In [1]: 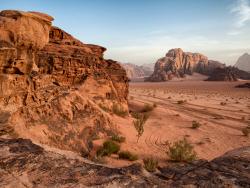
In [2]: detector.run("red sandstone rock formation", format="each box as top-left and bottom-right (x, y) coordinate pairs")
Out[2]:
(147, 48), (224, 82)
(0, 10), (129, 155)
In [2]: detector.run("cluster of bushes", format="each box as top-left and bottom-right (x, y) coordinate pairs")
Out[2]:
(165, 138), (197, 162)
(96, 136), (138, 162)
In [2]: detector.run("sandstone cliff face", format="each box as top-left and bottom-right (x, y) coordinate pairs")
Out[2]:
(147, 48), (224, 82)
(235, 53), (250, 72)
(0, 138), (249, 187)
(0, 10), (129, 155)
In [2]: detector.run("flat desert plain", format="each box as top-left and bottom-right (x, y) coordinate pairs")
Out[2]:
(111, 81), (250, 166)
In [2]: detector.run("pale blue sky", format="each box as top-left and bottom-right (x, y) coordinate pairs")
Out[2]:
(1, 0), (250, 65)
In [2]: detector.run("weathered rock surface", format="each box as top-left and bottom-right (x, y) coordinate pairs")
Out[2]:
(206, 66), (250, 81)
(121, 63), (153, 80)
(147, 48), (225, 82)
(235, 53), (250, 72)
(0, 10), (129, 155)
(0, 138), (249, 187)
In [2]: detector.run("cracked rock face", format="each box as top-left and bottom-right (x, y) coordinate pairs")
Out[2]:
(0, 138), (249, 187)
(0, 10), (129, 155)
(147, 48), (225, 82)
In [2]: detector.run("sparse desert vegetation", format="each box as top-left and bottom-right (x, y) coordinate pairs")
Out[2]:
(112, 103), (128, 117)
(191, 120), (201, 129)
(96, 140), (120, 157)
(166, 138), (197, 162)
(123, 81), (250, 164)
(111, 134), (126, 143)
(118, 151), (138, 161)
(133, 113), (149, 142)
(143, 157), (158, 172)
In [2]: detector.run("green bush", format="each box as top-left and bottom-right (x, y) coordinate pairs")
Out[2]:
(191, 121), (201, 129)
(118, 151), (138, 161)
(143, 157), (158, 172)
(111, 134), (126, 143)
(112, 103), (128, 117)
(167, 138), (197, 162)
(96, 140), (120, 157)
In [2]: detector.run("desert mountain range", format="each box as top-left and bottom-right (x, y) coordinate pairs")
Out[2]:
(121, 63), (154, 79)
(0, 10), (250, 187)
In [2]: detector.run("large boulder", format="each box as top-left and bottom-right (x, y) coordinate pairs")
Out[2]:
(147, 48), (224, 82)
(0, 10), (129, 155)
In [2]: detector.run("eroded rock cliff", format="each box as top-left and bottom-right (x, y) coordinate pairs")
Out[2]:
(0, 10), (129, 155)
(147, 48), (224, 82)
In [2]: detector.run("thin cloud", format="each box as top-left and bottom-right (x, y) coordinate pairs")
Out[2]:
(231, 0), (250, 28)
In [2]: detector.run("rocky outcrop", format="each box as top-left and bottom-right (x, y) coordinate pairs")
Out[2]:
(236, 83), (250, 89)
(0, 138), (249, 187)
(121, 63), (153, 79)
(0, 10), (129, 155)
(206, 66), (250, 81)
(235, 53), (250, 72)
(146, 48), (224, 82)
(206, 67), (238, 81)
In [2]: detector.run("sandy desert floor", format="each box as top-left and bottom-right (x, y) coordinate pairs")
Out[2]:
(108, 81), (250, 166)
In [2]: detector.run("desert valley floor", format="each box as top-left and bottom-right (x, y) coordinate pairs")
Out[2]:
(107, 81), (250, 166)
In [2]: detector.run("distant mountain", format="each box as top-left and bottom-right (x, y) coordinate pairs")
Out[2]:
(146, 48), (225, 82)
(234, 53), (250, 72)
(121, 63), (154, 79)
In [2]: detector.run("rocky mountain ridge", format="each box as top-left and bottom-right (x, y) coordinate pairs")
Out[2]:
(235, 53), (250, 72)
(121, 63), (154, 79)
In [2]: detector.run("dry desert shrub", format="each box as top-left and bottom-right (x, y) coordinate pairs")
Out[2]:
(165, 138), (197, 162)
(111, 134), (126, 143)
(96, 140), (120, 157)
(220, 102), (227, 106)
(191, 120), (201, 129)
(143, 157), (158, 172)
(141, 103), (154, 112)
(118, 151), (138, 161)
(177, 100), (186, 104)
(112, 103), (128, 117)
(133, 113), (149, 142)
